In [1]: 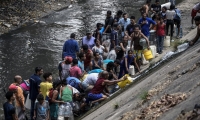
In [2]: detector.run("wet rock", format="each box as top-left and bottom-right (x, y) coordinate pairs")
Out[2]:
(2, 23), (11, 28)
(12, 21), (19, 26)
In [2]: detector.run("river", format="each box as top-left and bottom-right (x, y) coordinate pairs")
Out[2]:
(0, 0), (183, 119)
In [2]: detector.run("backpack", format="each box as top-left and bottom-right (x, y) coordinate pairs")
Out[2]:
(48, 88), (54, 104)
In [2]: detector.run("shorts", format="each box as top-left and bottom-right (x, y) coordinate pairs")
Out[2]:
(191, 9), (198, 17)
(174, 19), (181, 28)
(88, 93), (103, 101)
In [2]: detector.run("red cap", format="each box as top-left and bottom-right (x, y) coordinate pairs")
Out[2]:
(64, 56), (73, 63)
(9, 84), (18, 91)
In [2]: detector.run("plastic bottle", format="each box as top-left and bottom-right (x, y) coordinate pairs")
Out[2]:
(58, 104), (64, 116)
(177, 43), (189, 52)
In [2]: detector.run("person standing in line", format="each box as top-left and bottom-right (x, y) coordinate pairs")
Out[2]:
(3, 91), (18, 120)
(104, 10), (114, 34)
(58, 56), (73, 81)
(81, 44), (93, 72)
(70, 59), (86, 79)
(33, 94), (50, 120)
(40, 72), (53, 99)
(165, 5), (176, 40)
(191, 2), (200, 28)
(82, 30), (95, 50)
(189, 16), (200, 46)
(93, 23), (103, 43)
(173, 7), (182, 39)
(139, 0), (151, 16)
(110, 23), (119, 50)
(150, 0), (161, 20)
(156, 17), (166, 54)
(49, 81), (64, 120)
(29, 67), (43, 120)
(138, 12), (156, 39)
(125, 16), (140, 39)
(118, 13), (131, 38)
(62, 33), (79, 59)
(9, 76), (25, 120)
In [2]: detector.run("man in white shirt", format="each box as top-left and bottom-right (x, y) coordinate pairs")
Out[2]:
(166, 5), (176, 40)
(81, 73), (100, 92)
(191, 2), (200, 28)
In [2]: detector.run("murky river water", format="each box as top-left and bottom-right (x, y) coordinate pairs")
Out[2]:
(0, 0), (183, 118)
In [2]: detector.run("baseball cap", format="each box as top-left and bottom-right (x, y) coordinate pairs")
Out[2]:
(64, 56), (73, 63)
(9, 84), (18, 91)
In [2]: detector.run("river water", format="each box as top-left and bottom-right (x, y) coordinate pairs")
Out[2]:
(0, 0), (183, 118)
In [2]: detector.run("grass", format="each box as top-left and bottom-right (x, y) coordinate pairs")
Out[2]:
(140, 91), (149, 101)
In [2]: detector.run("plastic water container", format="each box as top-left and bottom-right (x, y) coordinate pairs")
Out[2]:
(177, 43), (189, 52)
(58, 104), (65, 116)
(149, 30), (156, 45)
(142, 54), (149, 65)
(161, 2), (171, 9)
(143, 49), (153, 60)
(150, 45), (156, 58)
(128, 65), (135, 75)
(164, 36), (170, 47)
(25, 94), (31, 110)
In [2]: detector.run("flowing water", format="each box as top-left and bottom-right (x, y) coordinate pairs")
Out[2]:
(0, 0), (183, 118)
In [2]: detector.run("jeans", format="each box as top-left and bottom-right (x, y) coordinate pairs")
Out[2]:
(156, 36), (164, 53)
(166, 20), (174, 38)
(30, 99), (36, 120)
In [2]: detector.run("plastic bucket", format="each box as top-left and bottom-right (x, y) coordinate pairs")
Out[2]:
(143, 49), (153, 60)
(117, 75), (132, 88)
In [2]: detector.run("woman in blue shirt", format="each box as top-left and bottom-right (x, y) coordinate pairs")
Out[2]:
(118, 50), (140, 78)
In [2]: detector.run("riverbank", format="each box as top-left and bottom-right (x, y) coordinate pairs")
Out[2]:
(80, 0), (200, 119)
(0, 0), (74, 35)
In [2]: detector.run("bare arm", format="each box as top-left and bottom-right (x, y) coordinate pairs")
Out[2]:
(104, 25), (110, 33)
(104, 76), (127, 85)
(52, 90), (63, 103)
(130, 33), (134, 49)
(141, 33), (150, 48)
(125, 57), (128, 70)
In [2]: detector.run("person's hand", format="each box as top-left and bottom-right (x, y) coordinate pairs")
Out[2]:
(123, 75), (128, 80)
(126, 67), (129, 73)
(189, 41), (194, 46)
(147, 46), (150, 50)
(105, 93), (110, 97)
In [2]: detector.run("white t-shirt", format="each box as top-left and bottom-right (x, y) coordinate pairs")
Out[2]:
(107, 50), (117, 61)
(92, 45), (105, 55)
(193, 2), (200, 10)
(166, 10), (176, 20)
(83, 73), (99, 85)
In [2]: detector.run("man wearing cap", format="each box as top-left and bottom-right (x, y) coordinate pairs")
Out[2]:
(9, 76), (25, 120)
(58, 56), (72, 80)
(29, 67), (43, 120)
(63, 33), (79, 59)
(82, 30), (95, 50)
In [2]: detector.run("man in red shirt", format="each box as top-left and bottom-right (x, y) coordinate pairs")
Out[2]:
(81, 44), (93, 72)
(88, 71), (127, 106)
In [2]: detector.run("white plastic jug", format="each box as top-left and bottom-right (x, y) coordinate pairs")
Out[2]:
(164, 36), (170, 47)
(128, 65), (135, 75)
(25, 94), (31, 110)
(142, 54), (149, 65)
(150, 45), (156, 58)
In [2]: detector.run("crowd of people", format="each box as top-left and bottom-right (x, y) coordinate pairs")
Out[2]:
(3, 0), (200, 120)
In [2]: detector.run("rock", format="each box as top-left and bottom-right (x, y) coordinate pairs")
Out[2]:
(34, 20), (39, 23)
(2, 23), (11, 28)
(12, 21), (19, 26)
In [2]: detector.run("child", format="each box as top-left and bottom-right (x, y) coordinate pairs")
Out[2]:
(90, 52), (104, 70)
(3, 91), (18, 120)
(33, 94), (50, 120)
(156, 17), (166, 54)
(40, 72), (53, 99)
(70, 59), (86, 79)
